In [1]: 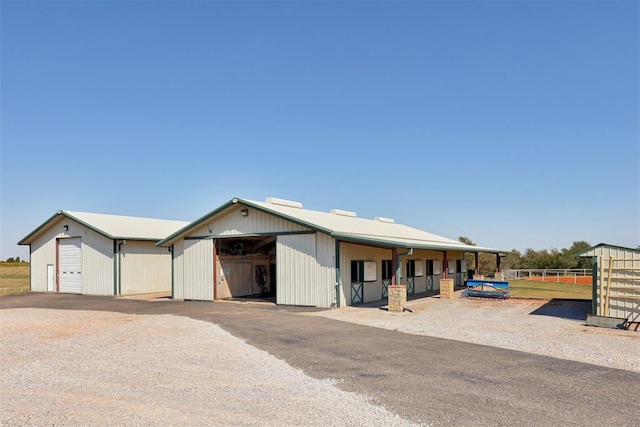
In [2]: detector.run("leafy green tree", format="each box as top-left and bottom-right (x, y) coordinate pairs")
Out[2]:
(502, 249), (523, 270)
(459, 238), (593, 273)
(458, 236), (476, 271)
(561, 241), (591, 269)
(458, 236), (499, 276)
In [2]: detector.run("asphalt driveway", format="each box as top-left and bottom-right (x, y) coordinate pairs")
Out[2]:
(2, 293), (638, 426)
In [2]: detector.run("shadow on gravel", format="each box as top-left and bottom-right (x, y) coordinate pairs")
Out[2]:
(529, 299), (591, 321)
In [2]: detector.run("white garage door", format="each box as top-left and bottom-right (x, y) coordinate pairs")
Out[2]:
(59, 238), (82, 293)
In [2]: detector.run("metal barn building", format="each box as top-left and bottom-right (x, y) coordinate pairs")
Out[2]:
(578, 243), (640, 322)
(157, 197), (503, 307)
(18, 211), (189, 296)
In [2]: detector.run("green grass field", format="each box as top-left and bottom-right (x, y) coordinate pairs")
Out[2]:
(508, 279), (591, 300)
(0, 263), (30, 295)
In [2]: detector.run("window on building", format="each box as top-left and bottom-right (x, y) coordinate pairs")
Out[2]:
(382, 260), (393, 281)
(406, 260), (416, 278)
(426, 260), (434, 276)
(351, 260), (377, 282)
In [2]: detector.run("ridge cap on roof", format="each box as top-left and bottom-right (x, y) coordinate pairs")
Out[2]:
(63, 209), (189, 223)
(249, 198), (400, 224)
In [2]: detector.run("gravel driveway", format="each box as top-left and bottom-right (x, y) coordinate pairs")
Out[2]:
(1, 308), (415, 426)
(2, 293), (639, 426)
(314, 296), (640, 373)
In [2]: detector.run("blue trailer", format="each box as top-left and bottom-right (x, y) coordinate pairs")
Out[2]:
(462, 279), (510, 299)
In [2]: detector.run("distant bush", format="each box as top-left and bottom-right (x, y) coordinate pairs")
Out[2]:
(2, 257), (28, 263)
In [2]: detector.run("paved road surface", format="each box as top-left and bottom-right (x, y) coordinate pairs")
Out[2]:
(2, 293), (638, 426)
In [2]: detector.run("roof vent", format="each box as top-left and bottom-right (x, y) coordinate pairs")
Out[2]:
(265, 197), (303, 209)
(375, 216), (395, 224)
(330, 209), (357, 218)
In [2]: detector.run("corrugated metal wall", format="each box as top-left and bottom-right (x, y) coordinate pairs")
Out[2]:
(276, 233), (335, 307)
(181, 239), (214, 301)
(191, 205), (310, 236)
(120, 241), (172, 295)
(30, 218), (113, 295)
(171, 240), (185, 299)
(174, 204), (312, 302)
(584, 246), (640, 321)
(315, 233), (336, 307)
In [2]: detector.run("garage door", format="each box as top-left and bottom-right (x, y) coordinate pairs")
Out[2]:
(59, 238), (82, 293)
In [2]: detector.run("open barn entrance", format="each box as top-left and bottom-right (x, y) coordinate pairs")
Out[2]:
(215, 236), (276, 302)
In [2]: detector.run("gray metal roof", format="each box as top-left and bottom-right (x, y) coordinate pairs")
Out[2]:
(576, 243), (640, 257)
(18, 210), (190, 245)
(158, 197), (505, 253)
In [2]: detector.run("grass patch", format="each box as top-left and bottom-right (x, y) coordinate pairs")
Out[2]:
(0, 263), (30, 294)
(508, 279), (591, 300)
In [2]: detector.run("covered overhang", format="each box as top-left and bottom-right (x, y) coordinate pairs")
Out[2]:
(331, 232), (507, 254)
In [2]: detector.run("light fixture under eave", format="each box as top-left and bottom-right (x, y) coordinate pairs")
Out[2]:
(63, 225), (69, 231)
(240, 208), (249, 217)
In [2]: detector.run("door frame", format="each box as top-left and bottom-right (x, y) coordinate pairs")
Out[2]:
(47, 264), (55, 292)
(56, 237), (82, 294)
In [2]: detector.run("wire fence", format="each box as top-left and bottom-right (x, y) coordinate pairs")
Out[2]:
(502, 269), (592, 284)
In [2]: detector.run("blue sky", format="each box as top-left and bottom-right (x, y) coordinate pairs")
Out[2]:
(1, 0), (638, 260)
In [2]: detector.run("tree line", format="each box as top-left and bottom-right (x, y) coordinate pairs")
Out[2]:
(2, 257), (28, 263)
(458, 237), (594, 276)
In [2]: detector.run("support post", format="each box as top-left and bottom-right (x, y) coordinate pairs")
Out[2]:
(599, 257), (605, 314)
(391, 247), (398, 285)
(474, 252), (479, 275)
(388, 285), (407, 312)
(604, 257), (613, 316)
(591, 256), (598, 315)
(335, 240), (341, 307)
(443, 251), (448, 279)
(213, 240), (217, 301)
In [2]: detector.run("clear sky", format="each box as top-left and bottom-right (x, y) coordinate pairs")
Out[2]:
(1, 0), (638, 260)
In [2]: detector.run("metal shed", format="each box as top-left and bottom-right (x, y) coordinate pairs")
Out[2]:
(18, 211), (189, 296)
(157, 197), (504, 307)
(578, 243), (640, 322)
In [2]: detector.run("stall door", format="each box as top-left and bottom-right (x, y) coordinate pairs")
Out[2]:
(221, 261), (254, 297)
(58, 238), (82, 293)
(238, 263), (253, 296)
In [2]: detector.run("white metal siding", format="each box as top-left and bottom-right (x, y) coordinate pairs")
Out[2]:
(588, 247), (640, 320)
(277, 233), (334, 307)
(29, 218), (114, 295)
(190, 205), (310, 237)
(120, 241), (172, 295)
(182, 239), (214, 301)
(315, 233), (336, 308)
(172, 240), (185, 299)
(59, 238), (82, 293)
